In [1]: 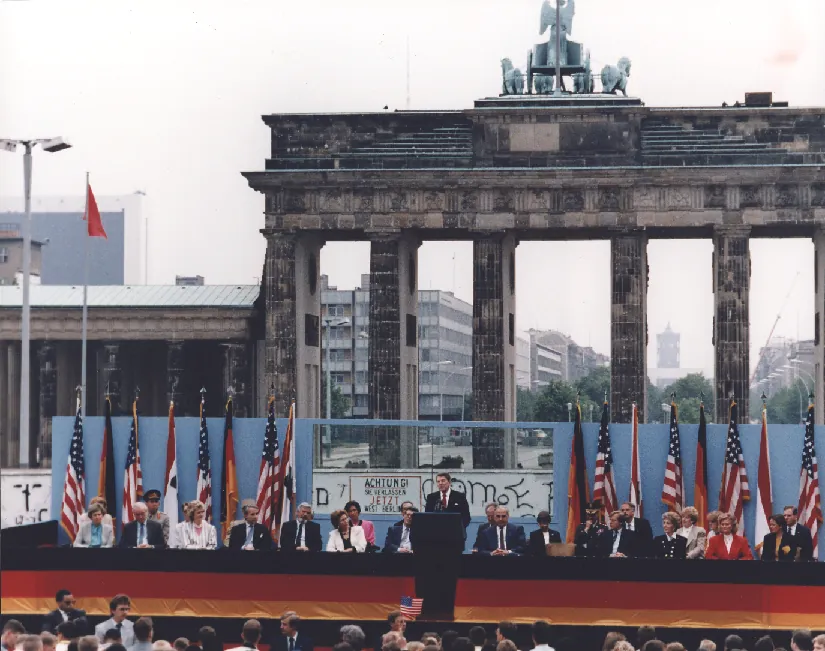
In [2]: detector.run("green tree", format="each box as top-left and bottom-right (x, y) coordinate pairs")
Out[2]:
(647, 380), (664, 423)
(517, 386), (537, 421)
(575, 366), (610, 405)
(765, 380), (808, 424)
(661, 374), (714, 424)
(321, 377), (351, 419)
(534, 380), (579, 422)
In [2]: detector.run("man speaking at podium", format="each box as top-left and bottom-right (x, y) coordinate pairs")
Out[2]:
(424, 473), (471, 530)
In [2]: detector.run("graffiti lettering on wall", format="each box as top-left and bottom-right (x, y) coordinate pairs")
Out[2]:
(313, 470), (553, 518)
(0, 470), (52, 528)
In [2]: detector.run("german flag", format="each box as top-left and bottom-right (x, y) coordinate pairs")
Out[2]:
(97, 397), (117, 527)
(694, 400), (709, 530)
(221, 397), (239, 540)
(566, 399), (589, 543)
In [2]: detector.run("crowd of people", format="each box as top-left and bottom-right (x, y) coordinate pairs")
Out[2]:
(1, 593), (823, 651)
(68, 472), (816, 560)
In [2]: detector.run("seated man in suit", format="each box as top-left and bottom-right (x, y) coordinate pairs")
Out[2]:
(118, 502), (166, 549)
(472, 503), (498, 553)
(280, 503), (322, 552)
(573, 501), (608, 557)
(477, 506), (527, 556)
(620, 501), (652, 556)
(784, 505), (814, 561)
(42, 590), (88, 634)
(383, 507), (417, 553)
(274, 614), (313, 651)
(597, 510), (636, 558)
(228, 502), (274, 551)
(528, 510), (561, 556)
(424, 473), (471, 531)
(652, 511), (687, 559)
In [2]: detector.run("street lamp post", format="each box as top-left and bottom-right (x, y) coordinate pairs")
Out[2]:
(1, 137), (71, 468)
(443, 365), (471, 422)
(436, 360), (453, 422)
(322, 317), (350, 456)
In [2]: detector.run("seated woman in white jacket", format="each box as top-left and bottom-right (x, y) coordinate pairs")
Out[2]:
(326, 508), (367, 552)
(175, 500), (217, 550)
(74, 503), (114, 548)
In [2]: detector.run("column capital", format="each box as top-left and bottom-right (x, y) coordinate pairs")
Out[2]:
(713, 225), (752, 237)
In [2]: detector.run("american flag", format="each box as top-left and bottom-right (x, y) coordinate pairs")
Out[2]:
(661, 401), (685, 512)
(60, 395), (86, 542)
(718, 398), (749, 532)
(256, 396), (281, 539)
(629, 402), (643, 517)
(593, 401), (617, 514)
(399, 596), (423, 620)
(798, 403), (821, 556)
(196, 392), (213, 521)
(121, 397), (144, 527)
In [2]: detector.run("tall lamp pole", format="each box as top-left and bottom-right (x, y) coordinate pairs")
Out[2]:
(436, 360), (453, 422)
(1, 137), (71, 468)
(323, 317), (350, 438)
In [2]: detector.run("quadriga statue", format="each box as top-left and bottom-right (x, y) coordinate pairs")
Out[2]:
(534, 74), (554, 94)
(501, 58), (525, 95)
(600, 57), (631, 96)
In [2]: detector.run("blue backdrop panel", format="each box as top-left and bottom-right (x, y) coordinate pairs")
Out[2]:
(50, 418), (823, 559)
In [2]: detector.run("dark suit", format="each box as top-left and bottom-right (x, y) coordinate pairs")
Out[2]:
(273, 633), (314, 651)
(596, 527), (636, 558)
(382, 523), (413, 554)
(762, 533), (798, 562)
(626, 517), (653, 556)
(473, 522), (493, 551)
(787, 524), (814, 561)
(424, 489), (471, 529)
(477, 523), (527, 555)
(573, 522), (607, 557)
(42, 608), (88, 634)
(279, 519), (322, 552)
(652, 534), (687, 560)
(527, 528), (562, 556)
(119, 519), (166, 548)
(228, 522), (274, 551)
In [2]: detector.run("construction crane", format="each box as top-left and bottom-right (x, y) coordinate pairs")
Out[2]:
(749, 271), (800, 386)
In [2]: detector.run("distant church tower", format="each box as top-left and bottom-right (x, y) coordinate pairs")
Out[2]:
(657, 323), (680, 369)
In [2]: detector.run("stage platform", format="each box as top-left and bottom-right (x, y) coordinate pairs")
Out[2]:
(1, 549), (823, 630)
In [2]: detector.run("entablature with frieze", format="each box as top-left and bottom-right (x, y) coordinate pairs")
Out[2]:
(0, 308), (255, 341)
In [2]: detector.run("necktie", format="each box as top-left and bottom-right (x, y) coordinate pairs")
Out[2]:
(296, 522), (304, 545)
(116, 623), (122, 633)
(441, 492), (447, 508)
(613, 530), (618, 543)
(289, 638), (295, 651)
(499, 527), (505, 550)
(245, 526), (254, 546)
(138, 523), (145, 545)
(401, 526), (409, 545)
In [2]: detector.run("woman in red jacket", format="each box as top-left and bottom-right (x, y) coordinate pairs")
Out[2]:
(706, 513), (753, 560)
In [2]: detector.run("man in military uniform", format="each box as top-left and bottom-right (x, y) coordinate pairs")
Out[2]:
(144, 489), (170, 546)
(573, 500), (607, 557)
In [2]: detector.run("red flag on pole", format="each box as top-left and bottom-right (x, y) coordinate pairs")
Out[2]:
(754, 402), (773, 546)
(84, 183), (107, 238)
(629, 403), (643, 517)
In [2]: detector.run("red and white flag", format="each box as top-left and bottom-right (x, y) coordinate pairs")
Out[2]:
(121, 397), (144, 527)
(661, 401), (685, 512)
(798, 403), (821, 556)
(754, 403), (773, 545)
(629, 403), (643, 517)
(165, 402), (179, 548)
(719, 398), (750, 533)
(277, 402), (297, 542)
(256, 396), (281, 539)
(593, 401), (618, 513)
(60, 395), (86, 542)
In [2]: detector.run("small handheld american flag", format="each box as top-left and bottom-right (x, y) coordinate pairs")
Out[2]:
(399, 596), (423, 620)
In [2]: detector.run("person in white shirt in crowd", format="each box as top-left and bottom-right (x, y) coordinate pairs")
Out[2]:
(94, 595), (134, 649)
(40, 633), (56, 651)
(99, 631), (122, 651)
(677, 507), (706, 559)
(129, 619), (153, 651)
(327, 509), (367, 553)
(74, 504), (114, 548)
(77, 636), (98, 651)
(55, 623), (77, 651)
(17, 636), (44, 651)
(225, 620), (262, 651)
(531, 621), (555, 651)
(175, 501), (217, 550)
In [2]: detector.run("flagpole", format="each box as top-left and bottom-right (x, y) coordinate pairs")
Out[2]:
(81, 171), (90, 422)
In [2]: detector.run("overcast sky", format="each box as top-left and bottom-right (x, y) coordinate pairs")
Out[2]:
(1, 0), (824, 376)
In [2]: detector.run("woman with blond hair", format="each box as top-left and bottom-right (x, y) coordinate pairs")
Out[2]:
(705, 513), (753, 560)
(652, 512), (687, 559)
(677, 506), (707, 559)
(175, 500), (217, 549)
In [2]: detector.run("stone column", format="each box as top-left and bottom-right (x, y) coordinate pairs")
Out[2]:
(367, 232), (420, 467)
(264, 232), (322, 418)
(4, 342), (21, 467)
(101, 343), (123, 415)
(472, 233), (517, 469)
(713, 226), (751, 422)
(223, 342), (250, 417)
(37, 342), (57, 467)
(167, 341), (185, 410)
(610, 234), (648, 423)
(815, 229), (825, 425)
(0, 342), (8, 467)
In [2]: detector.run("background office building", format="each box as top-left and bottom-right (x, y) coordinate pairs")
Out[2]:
(527, 328), (608, 383)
